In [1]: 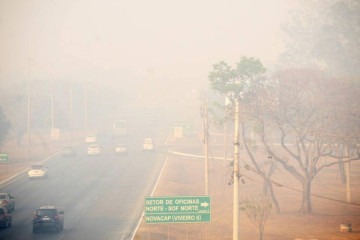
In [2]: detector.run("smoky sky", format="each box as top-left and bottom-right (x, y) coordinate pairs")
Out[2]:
(0, 0), (298, 87)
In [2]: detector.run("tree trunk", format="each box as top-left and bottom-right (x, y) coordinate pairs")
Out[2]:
(264, 179), (280, 213)
(300, 178), (312, 213)
(258, 223), (264, 240)
(338, 144), (346, 184)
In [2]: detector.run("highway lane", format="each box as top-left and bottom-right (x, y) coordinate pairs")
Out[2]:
(0, 134), (167, 240)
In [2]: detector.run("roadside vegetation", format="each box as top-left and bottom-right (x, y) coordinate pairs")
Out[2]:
(208, 0), (360, 216)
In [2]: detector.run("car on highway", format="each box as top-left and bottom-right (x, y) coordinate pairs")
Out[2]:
(28, 164), (48, 179)
(0, 193), (15, 212)
(142, 138), (154, 151)
(87, 144), (101, 155)
(115, 143), (128, 154)
(32, 205), (64, 233)
(62, 146), (77, 157)
(85, 134), (97, 143)
(0, 207), (12, 228)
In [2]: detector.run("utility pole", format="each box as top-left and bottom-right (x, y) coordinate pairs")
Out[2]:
(345, 146), (351, 203)
(233, 98), (240, 240)
(70, 81), (73, 141)
(84, 83), (88, 133)
(223, 102), (230, 184)
(27, 59), (31, 161)
(51, 70), (54, 130)
(202, 98), (209, 195)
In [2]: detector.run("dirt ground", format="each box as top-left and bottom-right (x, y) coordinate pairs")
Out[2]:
(134, 141), (360, 240)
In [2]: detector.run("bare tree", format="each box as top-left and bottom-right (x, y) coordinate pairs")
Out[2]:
(241, 120), (280, 214)
(257, 69), (360, 213)
(239, 196), (272, 240)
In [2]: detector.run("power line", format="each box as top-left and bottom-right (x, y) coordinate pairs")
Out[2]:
(241, 173), (360, 208)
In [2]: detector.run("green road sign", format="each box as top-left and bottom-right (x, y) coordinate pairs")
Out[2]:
(173, 122), (193, 132)
(0, 153), (8, 163)
(144, 196), (211, 224)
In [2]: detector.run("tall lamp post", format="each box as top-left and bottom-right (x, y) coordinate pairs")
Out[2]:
(84, 83), (88, 133)
(51, 66), (54, 130)
(27, 59), (31, 161)
(70, 81), (73, 140)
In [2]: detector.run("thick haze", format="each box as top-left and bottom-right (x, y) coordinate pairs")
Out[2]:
(0, 0), (298, 86)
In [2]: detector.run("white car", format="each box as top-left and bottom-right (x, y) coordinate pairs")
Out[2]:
(85, 135), (97, 143)
(142, 138), (154, 151)
(115, 144), (128, 154)
(28, 164), (48, 179)
(87, 144), (101, 155)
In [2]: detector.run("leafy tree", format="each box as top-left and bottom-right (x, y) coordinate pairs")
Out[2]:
(209, 57), (266, 101)
(0, 106), (11, 148)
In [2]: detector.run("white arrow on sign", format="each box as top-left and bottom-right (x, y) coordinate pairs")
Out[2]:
(200, 201), (209, 207)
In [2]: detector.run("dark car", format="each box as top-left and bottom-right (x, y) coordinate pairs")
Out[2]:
(0, 193), (15, 212)
(0, 207), (12, 228)
(62, 146), (77, 157)
(33, 206), (64, 233)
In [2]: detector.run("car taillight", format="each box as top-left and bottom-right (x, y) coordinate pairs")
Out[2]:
(54, 215), (59, 219)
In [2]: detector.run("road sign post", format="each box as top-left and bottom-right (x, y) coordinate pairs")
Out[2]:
(144, 196), (211, 224)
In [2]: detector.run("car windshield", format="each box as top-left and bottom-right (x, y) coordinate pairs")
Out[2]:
(37, 209), (56, 217)
(31, 165), (44, 169)
(0, 194), (5, 199)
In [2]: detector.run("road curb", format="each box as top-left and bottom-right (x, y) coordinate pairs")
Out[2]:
(167, 148), (233, 161)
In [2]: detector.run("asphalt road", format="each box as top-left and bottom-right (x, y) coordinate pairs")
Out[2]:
(0, 133), (167, 240)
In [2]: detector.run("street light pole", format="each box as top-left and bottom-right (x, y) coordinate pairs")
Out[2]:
(84, 83), (88, 133)
(70, 81), (73, 141)
(27, 59), (31, 161)
(51, 67), (54, 130)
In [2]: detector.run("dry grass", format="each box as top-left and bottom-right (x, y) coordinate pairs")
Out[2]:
(135, 146), (360, 240)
